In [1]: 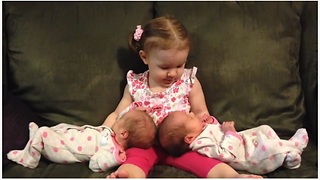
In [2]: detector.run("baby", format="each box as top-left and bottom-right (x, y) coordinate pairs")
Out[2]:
(158, 111), (309, 174)
(7, 109), (156, 172)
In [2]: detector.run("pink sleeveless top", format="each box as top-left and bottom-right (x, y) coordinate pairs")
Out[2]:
(122, 67), (198, 126)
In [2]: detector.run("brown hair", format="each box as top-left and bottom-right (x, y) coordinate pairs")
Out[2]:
(158, 112), (190, 157)
(122, 110), (156, 149)
(129, 16), (190, 55)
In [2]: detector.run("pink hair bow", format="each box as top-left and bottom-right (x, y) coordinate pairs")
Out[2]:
(134, 25), (143, 41)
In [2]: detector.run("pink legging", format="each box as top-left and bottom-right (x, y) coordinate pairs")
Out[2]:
(123, 145), (222, 177)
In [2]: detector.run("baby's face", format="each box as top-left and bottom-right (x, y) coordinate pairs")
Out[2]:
(171, 111), (205, 136)
(184, 112), (206, 135)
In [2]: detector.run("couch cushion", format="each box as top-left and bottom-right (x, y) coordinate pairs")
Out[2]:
(154, 2), (306, 135)
(4, 2), (152, 126)
(2, 86), (42, 166)
(298, 1), (318, 142)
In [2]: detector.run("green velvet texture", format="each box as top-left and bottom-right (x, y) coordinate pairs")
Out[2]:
(3, 161), (115, 178)
(4, 2), (152, 126)
(155, 1), (306, 136)
(2, 1), (318, 178)
(298, 1), (318, 143)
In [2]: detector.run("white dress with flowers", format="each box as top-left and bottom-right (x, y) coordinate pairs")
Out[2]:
(121, 67), (198, 125)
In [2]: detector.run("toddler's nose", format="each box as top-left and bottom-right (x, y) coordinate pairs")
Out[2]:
(167, 69), (177, 77)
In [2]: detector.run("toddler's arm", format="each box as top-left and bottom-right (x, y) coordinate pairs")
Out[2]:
(189, 77), (211, 118)
(102, 85), (133, 127)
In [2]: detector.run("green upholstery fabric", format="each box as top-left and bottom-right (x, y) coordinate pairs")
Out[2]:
(2, 1), (317, 178)
(155, 1), (305, 135)
(4, 2), (152, 126)
(298, 2), (318, 142)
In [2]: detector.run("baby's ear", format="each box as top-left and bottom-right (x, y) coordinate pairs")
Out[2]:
(120, 129), (129, 139)
(184, 135), (195, 144)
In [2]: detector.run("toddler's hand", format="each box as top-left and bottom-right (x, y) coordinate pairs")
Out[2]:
(135, 106), (148, 111)
(221, 121), (237, 133)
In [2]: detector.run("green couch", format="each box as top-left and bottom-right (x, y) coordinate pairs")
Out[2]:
(2, 1), (317, 178)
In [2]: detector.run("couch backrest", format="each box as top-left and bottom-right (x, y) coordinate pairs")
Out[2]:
(154, 2), (317, 137)
(3, 2), (317, 139)
(3, 2), (153, 126)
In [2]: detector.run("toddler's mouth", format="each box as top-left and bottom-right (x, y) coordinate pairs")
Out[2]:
(163, 78), (175, 85)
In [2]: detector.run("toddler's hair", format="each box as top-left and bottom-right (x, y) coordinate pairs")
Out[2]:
(129, 16), (190, 54)
(122, 110), (156, 149)
(158, 112), (190, 157)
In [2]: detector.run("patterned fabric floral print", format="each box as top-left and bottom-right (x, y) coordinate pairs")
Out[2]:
(123, 67), (198, 126)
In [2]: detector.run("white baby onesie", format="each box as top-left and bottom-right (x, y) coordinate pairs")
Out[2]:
(7, 122), (125, 172)
(190, 122), (308, 174)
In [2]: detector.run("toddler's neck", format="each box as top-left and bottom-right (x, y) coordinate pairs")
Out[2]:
(148, 77), (173, 93)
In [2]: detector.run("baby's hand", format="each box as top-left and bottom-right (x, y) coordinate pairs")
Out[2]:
(201, 114), (214, 124)
(221, 121), (237, 133)
(119, 149), (126, 161)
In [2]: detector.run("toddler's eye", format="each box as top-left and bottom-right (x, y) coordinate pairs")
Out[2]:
(160, 66), (168, 70)
(177, 64), (185, 68)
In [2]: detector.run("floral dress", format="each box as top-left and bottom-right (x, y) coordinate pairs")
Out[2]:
(121, 67), (198, 126)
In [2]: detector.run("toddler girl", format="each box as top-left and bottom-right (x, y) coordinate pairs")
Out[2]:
(103, 16), (262, 178)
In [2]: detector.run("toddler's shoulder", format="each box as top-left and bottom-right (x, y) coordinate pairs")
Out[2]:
(181, 66), (198, 84)
(126, 70), (147, 81)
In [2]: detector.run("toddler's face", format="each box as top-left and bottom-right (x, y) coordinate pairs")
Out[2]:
(144, 48), (188, 88)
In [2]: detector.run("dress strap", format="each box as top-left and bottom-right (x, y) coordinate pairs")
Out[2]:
(190, 66), (198, 84)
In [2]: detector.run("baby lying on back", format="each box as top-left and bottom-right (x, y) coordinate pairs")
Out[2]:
(158, 111), (308, 174)
(8, 109), (156, 172)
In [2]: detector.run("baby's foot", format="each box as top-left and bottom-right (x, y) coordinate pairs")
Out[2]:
(283, 151), (301, 169)
(290, 128), (308, 150)
(29, 122), (39, 139)
(237, 174), (263, 178)
(107, 170), (129, 178)
(7, 148), (40, 169)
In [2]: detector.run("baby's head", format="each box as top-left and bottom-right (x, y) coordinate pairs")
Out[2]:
(112, 109), (156, 149)
(158, 111), (205, 157)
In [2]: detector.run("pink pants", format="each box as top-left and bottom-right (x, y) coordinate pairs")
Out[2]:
(124, 145), (222, 177)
